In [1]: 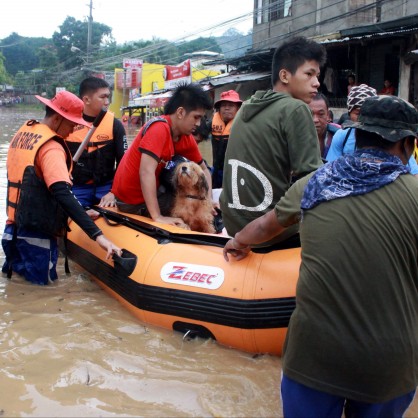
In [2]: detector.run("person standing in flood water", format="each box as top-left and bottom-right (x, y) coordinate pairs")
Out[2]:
(65, 77), (128, 218)
(2, 91), (121, 285)
(223, 95), (418, 417)
(211, 90), (242, 188)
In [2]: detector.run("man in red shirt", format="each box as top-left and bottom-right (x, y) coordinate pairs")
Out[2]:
(112, 84), (213, 227)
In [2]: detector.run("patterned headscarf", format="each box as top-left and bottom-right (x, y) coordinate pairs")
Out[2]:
(347, 84), (377, 113)
(301, 149), (409, 211)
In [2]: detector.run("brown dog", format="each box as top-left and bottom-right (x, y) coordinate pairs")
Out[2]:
(171, 162), (215, 233)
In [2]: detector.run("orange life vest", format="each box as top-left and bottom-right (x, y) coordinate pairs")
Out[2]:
(6, 120), (72, 235)
(211, 112), (233, 140)
(65, 112), (116, 185)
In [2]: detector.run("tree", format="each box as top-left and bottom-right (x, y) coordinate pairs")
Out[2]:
(0, 33), (53, 75)
(14, 70), (33, 94)
(52, 16), (113, 70)
(0, 51), (12, 85)
(37, 46), (59, 70)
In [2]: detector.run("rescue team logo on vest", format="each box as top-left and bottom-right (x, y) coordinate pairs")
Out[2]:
(227, 159), (273, 211)
(72, 124), (85, 134)
(66, 112), (114, 147)
(9, 131), (43, 150)
(161, 262), (224, 290)
(211, 112), (231, 137)
(212, 124), (225, 135)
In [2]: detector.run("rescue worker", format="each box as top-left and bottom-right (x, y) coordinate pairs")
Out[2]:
(2, 91), (121, 285)
(211, 90), (242, 188)
(65, 77), (127, 217)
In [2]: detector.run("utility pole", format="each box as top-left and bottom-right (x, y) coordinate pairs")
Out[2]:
(87, 0), (93, 64)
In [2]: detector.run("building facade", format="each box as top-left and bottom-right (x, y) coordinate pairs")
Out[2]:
(249, 0), (418, 106)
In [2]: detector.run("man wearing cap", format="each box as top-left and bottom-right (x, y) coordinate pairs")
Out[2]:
(223, 95), (418, 417)
(2, 91), (121, 285)
(211, 90), (242, 188)
(326, 84), (418, 174)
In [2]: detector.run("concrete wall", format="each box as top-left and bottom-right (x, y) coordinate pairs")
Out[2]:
(381, 0), (410, 21)
(252, 0), (417, 51)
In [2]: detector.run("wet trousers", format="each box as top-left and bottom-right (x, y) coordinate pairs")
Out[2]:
(281, 374), (415, 418)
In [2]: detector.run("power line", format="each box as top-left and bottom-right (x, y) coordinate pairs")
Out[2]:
(82, 0), (382, 70)
(22, 0), (409, 88)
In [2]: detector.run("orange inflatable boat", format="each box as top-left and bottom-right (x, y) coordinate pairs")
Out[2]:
(62, 207), (300, 356)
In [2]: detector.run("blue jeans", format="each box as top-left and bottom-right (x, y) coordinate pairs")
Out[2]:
(2, 224), (59, 285)
(72, 180), (113, 207)
(281, 374), (415, 418)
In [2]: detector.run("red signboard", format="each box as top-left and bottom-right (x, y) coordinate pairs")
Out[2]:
(116, 68), (142, 89)
(117, 59), (143, 89)
(164, 59), (192, 89)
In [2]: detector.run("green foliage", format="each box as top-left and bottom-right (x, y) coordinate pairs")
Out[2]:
(111, 36), (222, 66)
(0, 33), (53, 75)
(0, 15), (247, 94)
(0, 51), (12, 85)
(52, 16), (113, 70)
(37, 45), (59, 69)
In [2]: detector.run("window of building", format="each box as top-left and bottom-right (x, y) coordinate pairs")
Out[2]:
(255, 0), (292, 24)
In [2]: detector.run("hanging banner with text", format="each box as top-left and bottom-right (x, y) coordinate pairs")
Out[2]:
(116, 59), (143, 89)
(163, 59), (192, 89)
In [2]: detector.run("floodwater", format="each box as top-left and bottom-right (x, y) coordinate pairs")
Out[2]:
(0, 106), (416, 418)
(0, 107), (282, 417)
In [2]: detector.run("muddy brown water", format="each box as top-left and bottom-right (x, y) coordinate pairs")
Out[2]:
(0, 107), (416, 417)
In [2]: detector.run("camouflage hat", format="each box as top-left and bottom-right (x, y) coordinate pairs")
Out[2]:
(353, 95), (418, 142)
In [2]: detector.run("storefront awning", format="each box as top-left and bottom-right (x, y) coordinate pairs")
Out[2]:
(201, 71), (270, 88)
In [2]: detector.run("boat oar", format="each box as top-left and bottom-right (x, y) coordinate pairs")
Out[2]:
(72, 108), (107, 163)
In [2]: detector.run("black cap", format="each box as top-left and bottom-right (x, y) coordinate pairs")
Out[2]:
(353, 95), (418, 142)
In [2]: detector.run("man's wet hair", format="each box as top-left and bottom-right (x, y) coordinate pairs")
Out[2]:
(164, 83), (213, 115)
(79, 77), (110, 97)
(271, 37), (327, 86)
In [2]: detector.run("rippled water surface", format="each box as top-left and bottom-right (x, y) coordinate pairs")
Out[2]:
(0, 106), (416, 417)
(0, 107), (283, 417)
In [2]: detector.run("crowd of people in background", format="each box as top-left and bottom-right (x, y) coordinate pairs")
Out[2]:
(0, 95), (22, 105)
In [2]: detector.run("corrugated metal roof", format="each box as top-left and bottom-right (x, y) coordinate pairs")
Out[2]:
(321, 26), (418, 45)
(201, 71), (271, 87)
(340, 13), (418, 37)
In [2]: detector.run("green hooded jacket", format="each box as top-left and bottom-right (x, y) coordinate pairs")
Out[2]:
(220, 89), (322, 246)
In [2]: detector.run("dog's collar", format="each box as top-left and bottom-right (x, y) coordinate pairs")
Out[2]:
(185, 194), (206, 200)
